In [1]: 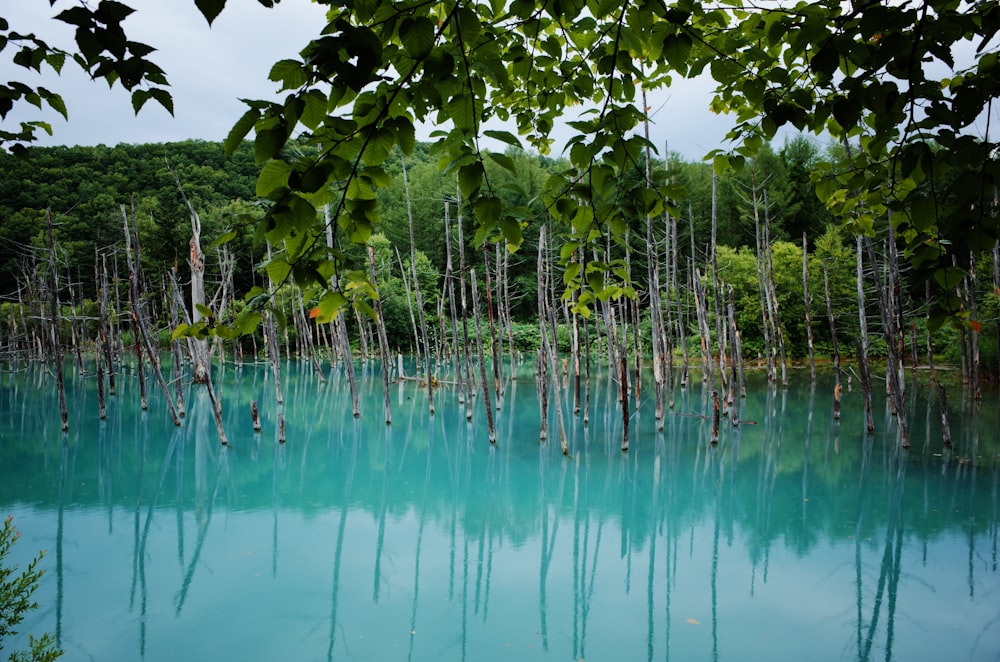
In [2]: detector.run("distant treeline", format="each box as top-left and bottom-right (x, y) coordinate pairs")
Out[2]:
(0, 137), (996, 378)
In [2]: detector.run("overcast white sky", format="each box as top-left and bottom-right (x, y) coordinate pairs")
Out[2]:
(1, 0), (743, 161)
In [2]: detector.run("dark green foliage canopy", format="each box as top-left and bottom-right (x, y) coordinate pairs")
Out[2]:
(2, 0), (997, 331)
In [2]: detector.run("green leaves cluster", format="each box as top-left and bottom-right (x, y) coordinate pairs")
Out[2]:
(0, 516), (61, 662)
(4, 0), (998, 328)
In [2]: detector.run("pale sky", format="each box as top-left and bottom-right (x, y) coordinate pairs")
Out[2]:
(0, 0), (742, 161)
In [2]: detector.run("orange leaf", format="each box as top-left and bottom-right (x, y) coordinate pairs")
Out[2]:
(970, 319), (982, 332)
(686, 618), (700, 625)
(309, 307), (321, 319)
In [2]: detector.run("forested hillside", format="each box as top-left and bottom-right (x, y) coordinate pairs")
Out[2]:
(0, 136), (996, 386)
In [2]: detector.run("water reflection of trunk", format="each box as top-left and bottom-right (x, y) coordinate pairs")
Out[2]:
(406, 427), (433, 662)
(128, 414), (149, 655)
(327, 423), (359, 661)
(133, 429), (184, 657)
(751, 385), (783, 590)
(572, 451), (610, 661)
(175, 400), (231, 615)
(853, 439), (872, 657)
(55, 435), (68, 649)
(647, 453), (660, 662)
(273, 439), (285, 578)
(859, 449), (906, 661)
(372, 427), (390, 603)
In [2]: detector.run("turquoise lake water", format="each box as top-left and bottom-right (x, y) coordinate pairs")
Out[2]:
(1, 358), (998, 661)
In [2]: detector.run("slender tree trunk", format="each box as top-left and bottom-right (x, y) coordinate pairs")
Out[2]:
(402, 160), (435, 414)
(456, 189), (476, 415)
(443, 200), (465, 400)
(938, 384), (953, 447)
(864, 238), (910, 447)
(483, 244), (503, 407)
(470, 269), (495, 443)
(823, 261), (842, 420)
(762, 192), (787, 387)
(323, 205), (360, 417)
(856, 237), (875, 433)
(803, 233), (816, 380)
(727, 284), (744, 425)
(968, 252), (982, 400)
(537, 226), (567, 452)
(169, 265), (187, 419)
(121, 204), (181, 427)
(993, 240), (1000, 381)
(170, 165), (211, 383)
(45, 210), (68, 432)
(368, 246), (393, 425)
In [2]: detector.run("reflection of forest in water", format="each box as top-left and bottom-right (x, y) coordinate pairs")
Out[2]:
(1, 361), (998, 661)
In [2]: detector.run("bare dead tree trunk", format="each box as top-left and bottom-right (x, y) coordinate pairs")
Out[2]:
(456, 189), (476, 416)
(537, 226), (568, 453)
(121, 204), (181, 427)
(822, 260), (842, 420)
(864, 238), (909, 447)
(994, 240), (1000, 381)
(45, 210), (68, 432)
(368, 246), (393, 425)
(322, 205), (360, 418)
(727, 284), (744, 426)
(803, 233), (816, 380)
(856, 237), (875, 434)
(710, 172), (727, 396)
(169, 164), (211, 384)
(483, 244), (503, 407)
(169, 264), (187, 419)
(693, 268), (713, 390)
(762, 192), (787, 387)
(968, 251), (982, 400)
(469, 269), (496, 444)
(938, 383), (953, 447)
(402, 159), (435, 415)
(710, 390), (720, 445)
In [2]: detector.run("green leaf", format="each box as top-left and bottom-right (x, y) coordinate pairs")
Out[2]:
(710, 58), (743, 84)
(224, 107), (260, 156)
(483, 130), (521, 148)
(662, 33), (692, 71)
(209, 229), (238, 248)
(255, 124), (288, 164)
(266, 257), (292, 286)
(170, 323), (189, 341)
(487, 151), (517, 173)
(498, 215), (523, 247)
(256, 159), (292, 198)
(933, 266), (964, 291)
(457, 162), (484, 198)
(312, 290), (349, 324)
(300, 89), (328, 130)
(195, 303), (215, 319)
(269, 59), (308, 90)
(399, 17), (435, 58)
(194, 0), (227, 25)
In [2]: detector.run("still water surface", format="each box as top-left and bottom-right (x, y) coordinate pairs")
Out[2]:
(1, 359), (998, 661)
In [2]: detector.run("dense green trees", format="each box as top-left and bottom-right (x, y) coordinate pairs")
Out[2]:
(3, 1), (997, 331)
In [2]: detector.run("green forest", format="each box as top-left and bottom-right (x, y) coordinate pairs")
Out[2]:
(0, 136), (995, 381)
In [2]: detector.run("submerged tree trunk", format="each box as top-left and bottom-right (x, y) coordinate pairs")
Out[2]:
(823, 261), (842, 420)
(402, 159), (435, 414)
(856, 237), (875, 434)
(121, 204), (181, 427)
(864, 238), (909, 447)
(368, 246), (393, 426)
(170, 164), (211, 384)
(469, 269), (496, 444)
(45, 210), (68, 432)
(803, 233), (816, 381)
